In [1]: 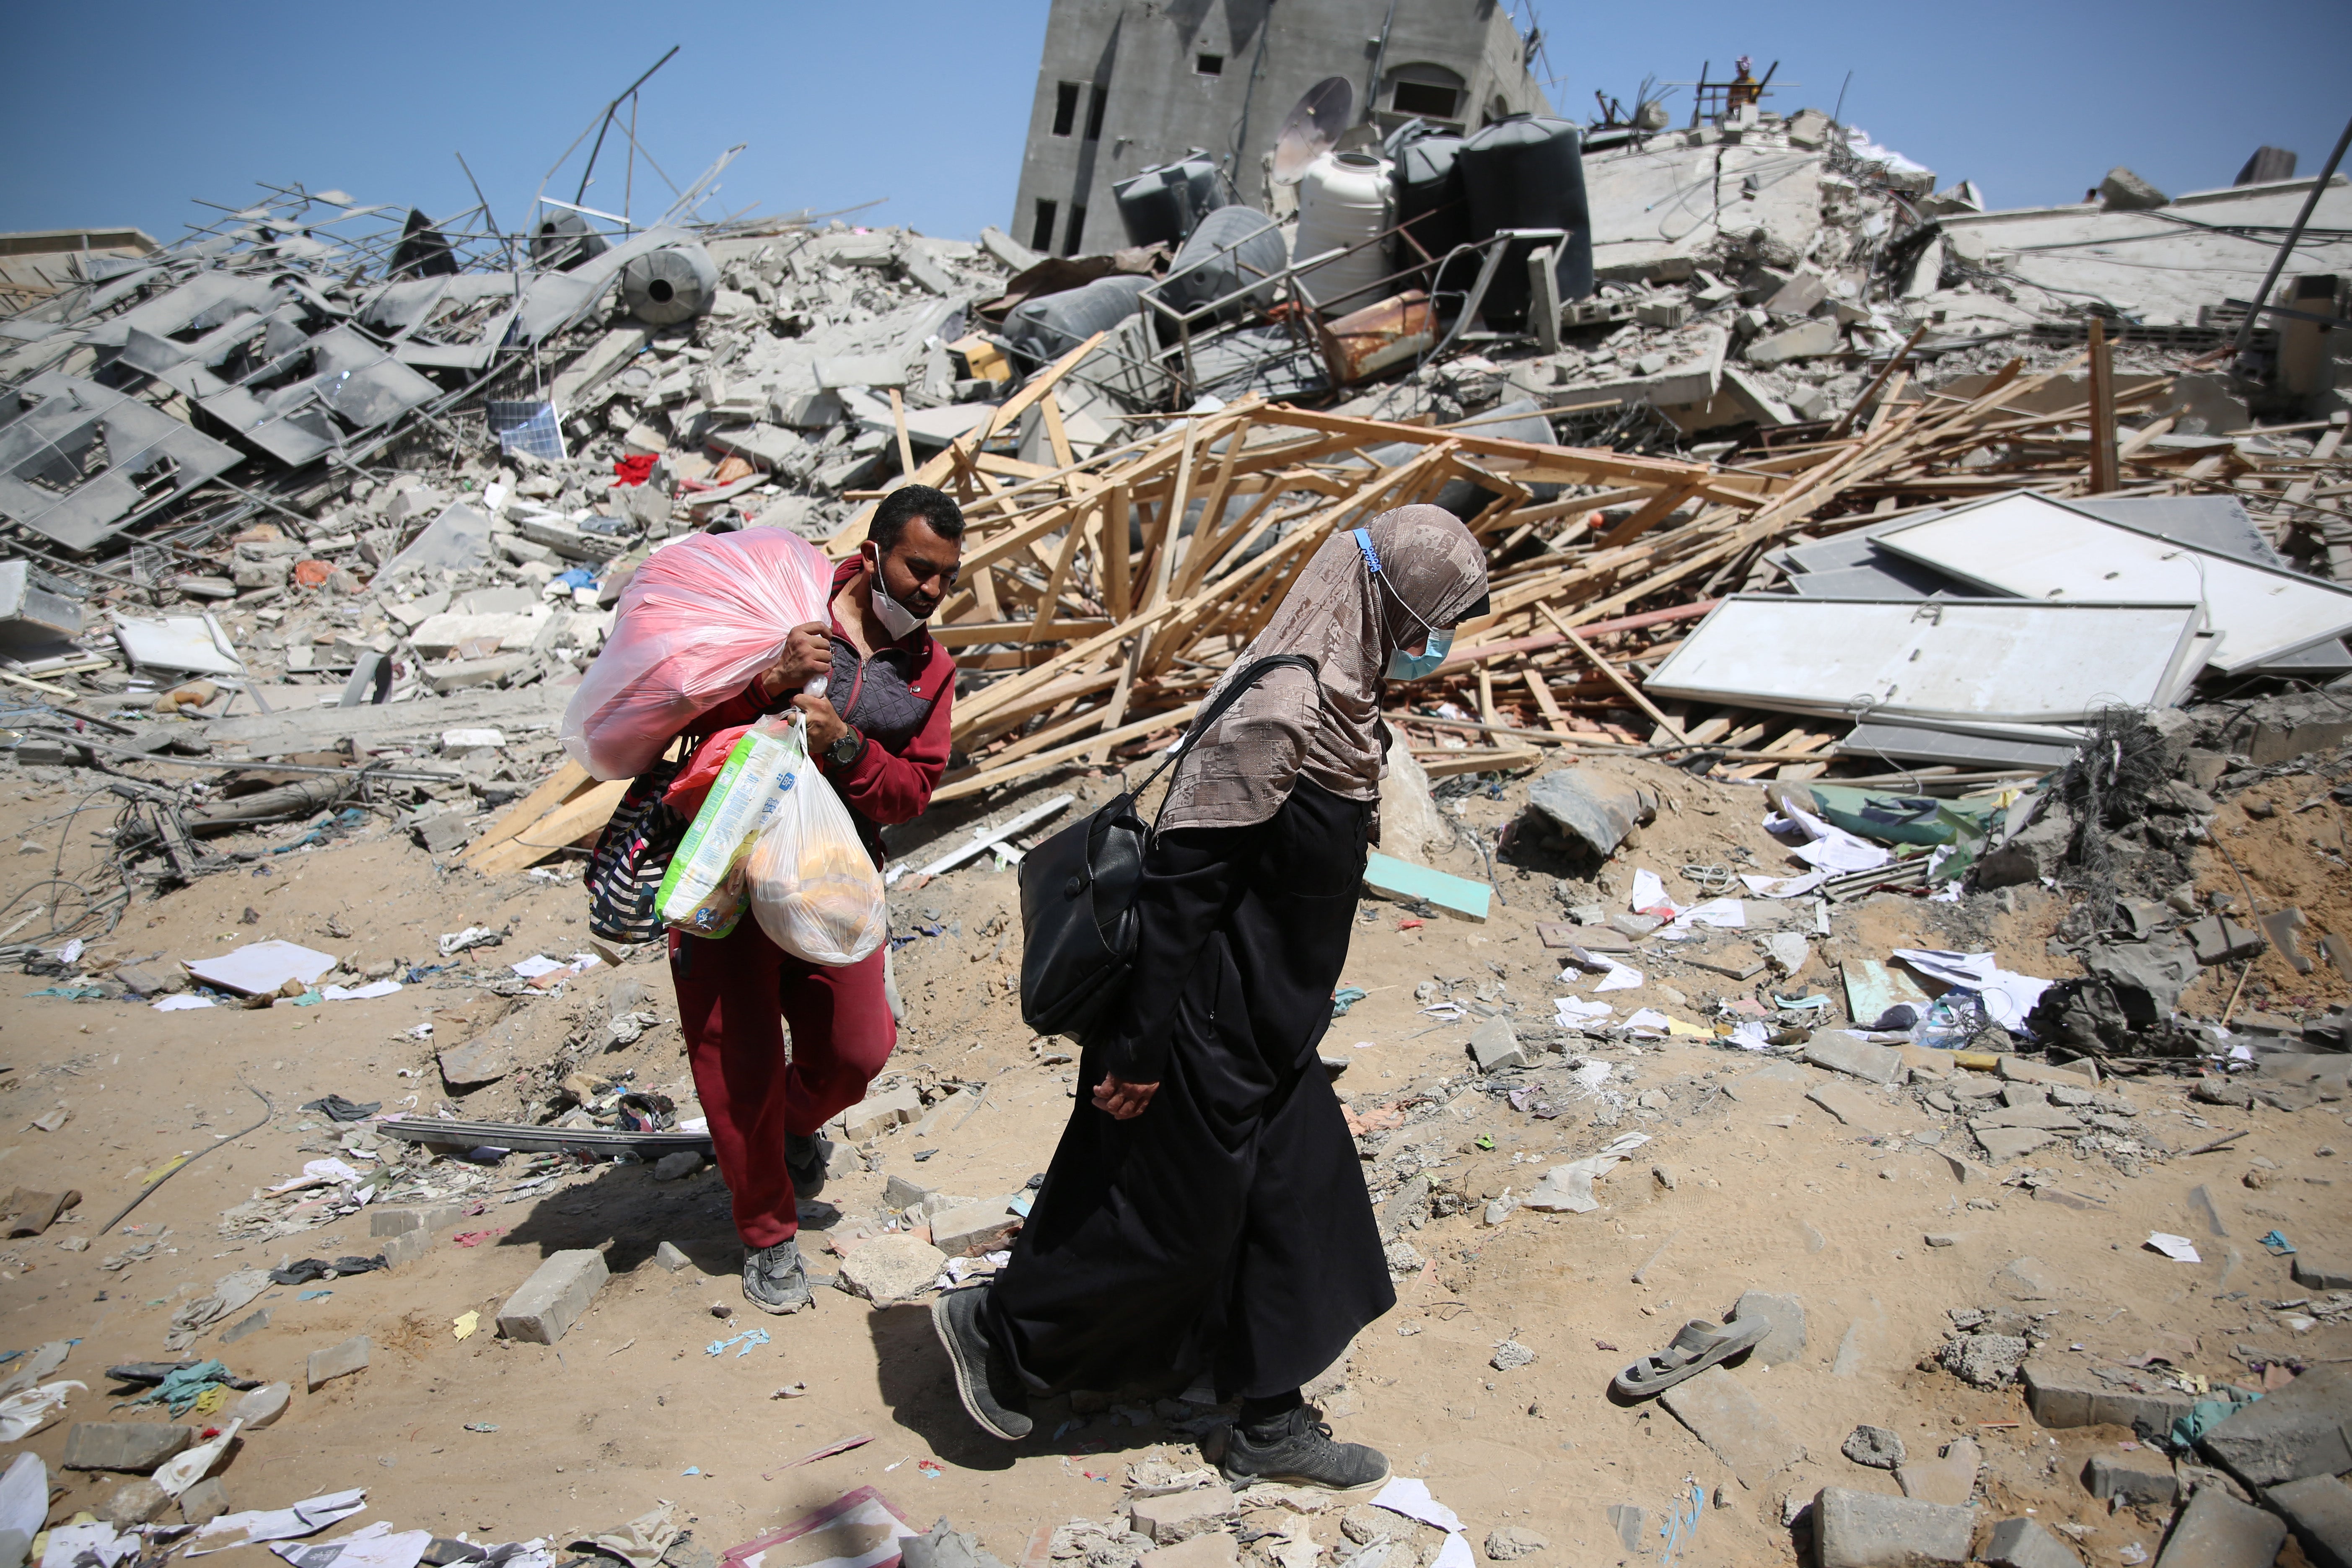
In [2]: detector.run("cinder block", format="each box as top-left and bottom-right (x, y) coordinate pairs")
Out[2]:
(1813, 1487), (1975, 1568)
(1983, 1518), (2079, 1568)
(370, 1202), (469, 1238)
(2023, 1365), (2197, 1440)
(1467, 1016), (1526, 1073)
(2267, 1474), (2352, 1568)
(929, 1201), (1021, 1259)
(2083, 1450), (2176, 1508)
(1130, 1483), (1239, 1545)
(306, 1335), (370, 1391)
(2200, 1365), (2352, 1487)
(1137, 1537), (1237, 1568)
(835, 1086), (921, 1142)
(497, 1249), (609, 1345)
(2153, 1487), (2285, 1568)
(378, 1228), (430, 1271)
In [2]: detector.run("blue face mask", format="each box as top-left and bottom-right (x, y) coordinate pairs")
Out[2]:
(1352, 528), (1454, 682)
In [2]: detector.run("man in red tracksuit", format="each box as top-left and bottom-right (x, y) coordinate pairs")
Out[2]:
(663, 485), (963, 1312)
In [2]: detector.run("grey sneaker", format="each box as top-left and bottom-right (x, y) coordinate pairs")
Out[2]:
(930, 1285), (1031, 1440)
(743, 1239), (814, 1315)
(1218, 1405), (1390, 1492)
(785, 1132), (831, 1201)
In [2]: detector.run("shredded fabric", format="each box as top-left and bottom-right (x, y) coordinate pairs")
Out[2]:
(133, 1358), (232, 1416)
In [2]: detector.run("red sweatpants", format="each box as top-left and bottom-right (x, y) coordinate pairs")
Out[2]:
(669, 920), (895, 1247)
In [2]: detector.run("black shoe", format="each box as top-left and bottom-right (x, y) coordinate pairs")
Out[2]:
(930, 1286), (1031, 1441)
(785, 1132), (831, 1201)
(1218, 1405), (1390, 1492)
(743, 1239), (813, 1315)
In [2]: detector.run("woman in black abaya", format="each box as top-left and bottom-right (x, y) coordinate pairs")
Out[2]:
(932, 504), (1490, 1491)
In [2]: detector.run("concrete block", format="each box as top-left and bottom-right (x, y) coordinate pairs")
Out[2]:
(2083, 1450), (2176, 1508)
(1812, 1487), (1975, 1568)
(1726, 1289), (1806, 1366)
(1996, 1056), (2094, 1089)
(2186, 915), (2265, 966)
(2099, 168), (2169, 212)
(1131, 1484), (1240, 1545)
(838, 1234), (945, 1304)
(1658, 1367), (1805, 1487)
(929, 1201), (1020, 1259)
(1895, 1438), (1980, 1506)
(2267, 1474), (2352, 1568)
(2022, 1364), (2197, 1440)
(653, 1151), (705, 1181)
(1808, 1081), (1890, 1130)
(496, 1250), (608, 1345)
(653, 1242), (691, 1273)
(1976, 1127), (2059, 1163)
(438, 1035), (516, 1089)
(1137, 1537), (1237, 1568)
(883, 1174), (938, 1211)
(836, 1086), (922, 1142)
(370, 1202), (469, 1238)
(2153, 1486), (2285, 1568)
(306, 1335), (371, 1390)
(1745, 318), (1841, 365)
(377, 1228), (430, 1271)
(2199, 1365), (2352, 1487)
(1764, 272), (1830, 320)
(1983, 1518), (2078, 1568)
(1805, 1035), (1903, 1085)
(62, 1423), (194, 1472)
(2292, 1257), (2352, 1290)
(1467, 1016), (1526, 1073)
(101, 1479), (173, 1527)
(1972, 1103), (2084, 1131)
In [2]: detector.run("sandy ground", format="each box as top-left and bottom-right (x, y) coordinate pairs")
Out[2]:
(3, 749), (2348, 1568)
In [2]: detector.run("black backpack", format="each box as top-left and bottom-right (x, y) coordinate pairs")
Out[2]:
(1017, 654), (1318, 1041)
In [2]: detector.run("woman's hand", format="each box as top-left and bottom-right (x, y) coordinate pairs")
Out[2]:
(756, 622), (833, 698)
(1092, 1076), (1160, 1120)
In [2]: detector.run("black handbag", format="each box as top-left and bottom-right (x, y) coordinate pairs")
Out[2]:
(1017, 654), (1318, 1040)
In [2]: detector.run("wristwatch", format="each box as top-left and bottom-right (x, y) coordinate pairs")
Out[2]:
(826, 727), (864, 768)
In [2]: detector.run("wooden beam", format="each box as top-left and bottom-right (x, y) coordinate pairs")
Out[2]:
(1538, 601), (1687, 744)
(2087, 316), (2119, 495)
(462, 759), (592, 871)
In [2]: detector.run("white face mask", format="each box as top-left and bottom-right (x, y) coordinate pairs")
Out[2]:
(863, 547), (924, 639)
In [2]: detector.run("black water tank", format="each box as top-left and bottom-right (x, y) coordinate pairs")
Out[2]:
(1456, 116), (1593, 329)
(1113, 157), (1226, 248)
(1389, 132), (1467, 280)
(1003, 273), (1153, 370)
(1159, 207), (1287, 324)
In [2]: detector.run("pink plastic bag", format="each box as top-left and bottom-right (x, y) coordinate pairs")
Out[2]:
(561, 529), (834, 781)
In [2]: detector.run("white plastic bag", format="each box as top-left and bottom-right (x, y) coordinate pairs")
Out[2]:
(655, 717), (800, 939)
(746, 721), (888, 967)
(561, 529), (831, 782)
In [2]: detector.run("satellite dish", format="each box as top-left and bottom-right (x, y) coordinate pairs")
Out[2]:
(1272, 76), (1353, 184)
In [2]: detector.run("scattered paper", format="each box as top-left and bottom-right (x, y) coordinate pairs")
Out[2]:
(1372, 1476), (1463, 1534)
(183, 939), (339, 997)
(1769, 803), (1891, 873)
(1627, 868), (1680, 918)
(1523, 1133), (1651, 1213)
(153, 994), (218, 1011)
(320, 980), (402, 1002)
(41, 1521), (137, 1568)
(155, 1418), (241, 1496)
(1555, 997), (1613, 1024)
(0, 1379), (83, 1441)
(267, 1159), (361, 1195)
(272, 1521), (433, 1568)
(2146, 1233), (2202, 1264)
(186, 1488), (368, 1555)
(1430, 1535), (1476, 1568)
(438, 927), (502, 957)
(1662, 897), (1746, 938)
(452, 1310), (479, 1341)
(509, 954), (600, 980)
(1741, 870), (1828, 898)
(1890, 949), (2053, 1030)
(1577, 953), (1644, 992)
(1571, 1061), (1613, 1091)
(1730, 1020), (1772, 1050)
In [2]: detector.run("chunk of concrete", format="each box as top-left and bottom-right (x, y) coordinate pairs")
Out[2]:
(1976, 1127), (2060, 1163)
(2099, 168), (2170, 212)
(178, 1477), (233, 1527)
(497, 1251), (608, 1345)
(437, 1036), (516, 1090)
(100, 1479), (173, 1527)
(1971, 1103), (2085, 1131)
(1805, 1035), (1903, 1085)
(370, 1202), (469, 1238)
(835, 1086), (922, 1142)
(2199, 1365), (2352, 1487)
(2186, 915), (2265, 967)
(1525, 770), (1653, 859)
(2292, 1257), (2352, 1290)
(653, 1151), (705, 1181)
(1812, 1487), (1975, 1568)
(1745, 318), (1841, 365)
(377, 1228), (430, 1271)
(1130, 1483), (1240, 1544)
(653, 1241), (691, 1273)
(1808, 1081), (1890, 1130)
(2152, 1486), (2285, 1568)
(1939, 1335), (2028, 1389)
(1468, 1016), (1527, 1074)
(2083, 1450), (2176, 1508)
(62, 1423), (194, 1472)
(929, 1201), (1020, 1259)
(305, 1335), (371, 1391)
(2267, 1473), (2352, 1568)
(1658, 1366), (1805, 1487)
(2022, 1364), (2197, 1440)
(1983, 1517), (2080, 1568)
(1726, 1289), (1806, 1366)
(839, 1234), (947, 1304)
(1896, 1437), (1980, 1506)
(1995, 1257), (2064, 1301)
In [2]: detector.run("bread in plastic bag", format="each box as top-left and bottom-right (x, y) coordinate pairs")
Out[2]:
(561, 528), (831, 782)
(655, 717), (800, 939)
(747, 719), (889, 967)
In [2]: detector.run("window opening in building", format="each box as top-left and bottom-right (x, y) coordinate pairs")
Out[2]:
(1064, 206), (1089, 256)
(1052, 81), (1081, 136)
(1084, 83), (1109, 140)
(1391, 80), (1461, 120)
(1031, 199), (1059, 254)
(1196, 53), (1224, 76)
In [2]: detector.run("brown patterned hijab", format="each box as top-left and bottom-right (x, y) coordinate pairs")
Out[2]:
(1157, 503), (1487, 832)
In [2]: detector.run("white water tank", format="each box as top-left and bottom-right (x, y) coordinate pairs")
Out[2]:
(1294, 150), (1394, 317)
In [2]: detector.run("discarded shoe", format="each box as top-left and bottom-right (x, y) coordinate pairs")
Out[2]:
(1611, 1315), (1769, 1399)
(742, 1239), (813, 1315)
(785, 1131), (831, 1201)
(1219, 1404), (1390, 1492)
(931, 1285), (1031, 1440)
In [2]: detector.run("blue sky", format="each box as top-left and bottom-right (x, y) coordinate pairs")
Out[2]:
(2, 1), (2345, 249)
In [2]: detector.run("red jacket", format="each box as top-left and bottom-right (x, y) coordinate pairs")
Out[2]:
(664, 558), (955, 860)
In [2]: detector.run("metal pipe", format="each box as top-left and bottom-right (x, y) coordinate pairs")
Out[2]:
(2233, 110), (2352, 357)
